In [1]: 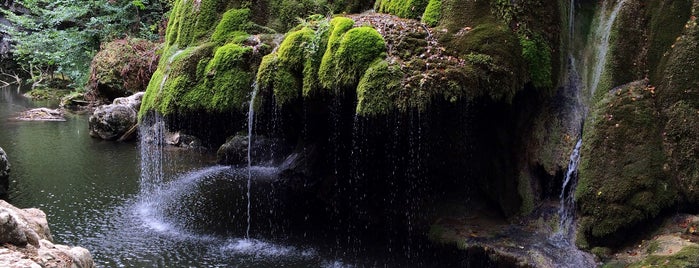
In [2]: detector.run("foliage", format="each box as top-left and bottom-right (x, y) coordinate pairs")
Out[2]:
(0, 0), (170, 88)
(421, 0), (442, 27)
(519, 33), (552, 89)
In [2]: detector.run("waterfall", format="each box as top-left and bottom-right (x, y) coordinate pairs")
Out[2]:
(555, 0), (627, 244)
(586, 0), (628, 97)
(246, 82), (259, 239)
(139, 113), (166, 195)
(556, 138), (582, 239)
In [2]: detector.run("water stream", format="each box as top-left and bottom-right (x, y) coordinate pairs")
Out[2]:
(586, 0), (628, 97)
(246, 82), (259, 238)
(555, 0), (627, 245)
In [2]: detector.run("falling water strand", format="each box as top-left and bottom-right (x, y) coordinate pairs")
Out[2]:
(158, 50), (185, 94)
(246, 82), (258, 239)
(568, 0), (575, 40)
(139, 113), (166, 195)
(588, 0), (628, 96)
(557, 138), (583, 239)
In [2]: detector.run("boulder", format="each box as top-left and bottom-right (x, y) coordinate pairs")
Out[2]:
(88, 92), (144, 141)
(216, 134), (278, 165)
(0, 201), (93, 268)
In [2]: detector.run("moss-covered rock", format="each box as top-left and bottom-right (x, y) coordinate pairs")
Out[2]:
(577, 80), (675, 247)
(375, 0), (429, 20)
(628, 245), (699, 268)
(88, 38), (160, 101)
(664, 101), (699, 203)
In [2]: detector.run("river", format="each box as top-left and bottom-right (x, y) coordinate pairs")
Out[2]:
(0, 85), (463, 267)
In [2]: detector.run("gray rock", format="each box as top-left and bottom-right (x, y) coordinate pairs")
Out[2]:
(217, 134), (278, 165)
(0, 201), (93, 268)
(0, 147), (8, 198)
(88, 92), (144, 140)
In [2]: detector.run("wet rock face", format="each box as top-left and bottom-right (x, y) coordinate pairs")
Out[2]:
(0, 200), (94, 268)
(216, 134), (279, 165)
(577, 81), (675, 247)
(88, 92), (144, 141)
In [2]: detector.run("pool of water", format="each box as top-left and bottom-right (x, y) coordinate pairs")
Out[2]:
(0, 86), (465, 267)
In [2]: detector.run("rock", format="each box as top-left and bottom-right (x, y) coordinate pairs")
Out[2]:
(88, 38), (160, 101)
(0, 200), (51, 246)
(577, 81), (675, 247)
(216, 134), (277, 165)
(0, 147), (8, 197)
(166, 131), (205, 149)
(16, 108), (65, 121)
(0, 201), (93, 268)
(88, 92), (144, 141)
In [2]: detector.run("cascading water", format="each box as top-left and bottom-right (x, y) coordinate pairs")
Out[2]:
(555, 138), (582, 241)
(554, 0), (627, 246)
(246, 82), (259, 238)
(586, 0), (628, 97)
(139, 113), (166, 194)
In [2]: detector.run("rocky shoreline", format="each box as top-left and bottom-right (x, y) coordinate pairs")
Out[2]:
(0, 147), (94, 268)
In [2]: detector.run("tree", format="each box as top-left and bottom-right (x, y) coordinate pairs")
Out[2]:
(0, 0), (169, 88)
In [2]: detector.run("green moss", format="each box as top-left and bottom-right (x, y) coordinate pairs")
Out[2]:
(318, 17), (355, 88)
(376, 0), (429, 19)
(576, 81), (675, 245)
(444, 22), (525, 102)
(167, 0), (227, 47)
(519, 33), (552, 89)
(331, 27), (387, 88)
(663, 101), (699, 203)
(276, 27), (315, 70)
(206, 43), (252, 73)
(421, 0), (442, 27)
(211, 8), (253, 44)
(647, 0), (693, 82)
(628, 245), (699, 268)
(356, 60), (404, 116)
(256, 54), (301, 107)
(657, 7), (699, 108)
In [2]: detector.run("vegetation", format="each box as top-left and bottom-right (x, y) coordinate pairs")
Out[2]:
(0, 0), (170, 89)
(421, 0), (442, 27)
(375, 0), (429, 20)
(88, 38), (160, 100)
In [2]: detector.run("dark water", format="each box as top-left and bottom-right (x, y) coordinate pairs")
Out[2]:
(0, 86), (465, 267)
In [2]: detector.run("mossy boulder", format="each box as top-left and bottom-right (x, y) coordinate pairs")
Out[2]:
(258, 16), (388, 107)
(577, 80), (675, 247)
(88, 38), (160, 101)
(657, 5), (699, 204)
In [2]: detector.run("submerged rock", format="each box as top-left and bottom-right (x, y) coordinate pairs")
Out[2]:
(16, 108), (65, 121)
(88, 92), (144, 141)
(0, 200), (93, 267)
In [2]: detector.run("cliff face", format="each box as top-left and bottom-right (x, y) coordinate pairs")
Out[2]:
(576, 0), (699, 249)
(137, 0), (699, 258)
